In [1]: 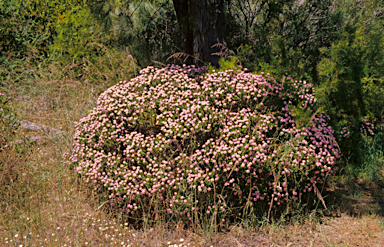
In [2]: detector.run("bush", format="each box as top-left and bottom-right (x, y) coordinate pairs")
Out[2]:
(47, 2), (139, 85)
(0, 0), (89, 87)
(355, 133), (384, 181)
(0, 0), (85, 60)
(317, 30), (383, 164)
(230, 33), (273, 73)
(68, 65), (341, 225)
(49, 3), (107, 65)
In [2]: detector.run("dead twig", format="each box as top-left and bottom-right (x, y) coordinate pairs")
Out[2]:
(313, 183), (327, 210)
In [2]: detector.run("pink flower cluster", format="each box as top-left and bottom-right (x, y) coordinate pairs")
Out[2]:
(68, 64), (341, 221)
(360, 117), (376, 136)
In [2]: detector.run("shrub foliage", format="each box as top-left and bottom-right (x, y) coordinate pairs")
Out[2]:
(68, 66), (340, 224)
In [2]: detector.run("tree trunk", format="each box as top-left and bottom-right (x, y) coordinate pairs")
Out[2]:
(173, 0), (226, 67)
(191, 0), (226, 67)
(172, 0), (194, 63)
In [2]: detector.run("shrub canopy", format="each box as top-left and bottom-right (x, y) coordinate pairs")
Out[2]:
(69, 65), (340, 223)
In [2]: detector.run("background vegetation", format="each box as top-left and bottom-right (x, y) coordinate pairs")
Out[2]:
(1, 0), (383, 245)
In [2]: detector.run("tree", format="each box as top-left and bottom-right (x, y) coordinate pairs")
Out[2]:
(87, 0), (226, 67)
(172, 0), (227, 66)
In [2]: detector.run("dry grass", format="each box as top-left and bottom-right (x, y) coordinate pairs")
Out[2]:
(1, 62), (384, 246)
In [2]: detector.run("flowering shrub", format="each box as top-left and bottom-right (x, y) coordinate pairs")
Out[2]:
(360, 118), (376, 137)
(68, 65), (340, 223)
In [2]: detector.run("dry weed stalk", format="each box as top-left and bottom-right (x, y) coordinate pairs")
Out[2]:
(167, 52), (194, 63)
(211, 42), (229, 58)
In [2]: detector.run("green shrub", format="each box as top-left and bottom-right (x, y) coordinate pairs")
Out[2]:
(49, 4), (107, 65)
(44, 1), (141, 84)
(0, 0), (87, 86)
(317, 32), (367, 163)
(356, 133), (384, 181)
(362, 76), (384, 127)
(206, 57), (242, 73)
(230, 33), (273, 73)
(317, 28), (384, 165)
(0, 0), (85, 59)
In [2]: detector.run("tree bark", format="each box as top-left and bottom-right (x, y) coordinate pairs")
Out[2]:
(191, 0), (226, 67)
(173, 0), (226, 67)
(173, 0), (194, 63)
